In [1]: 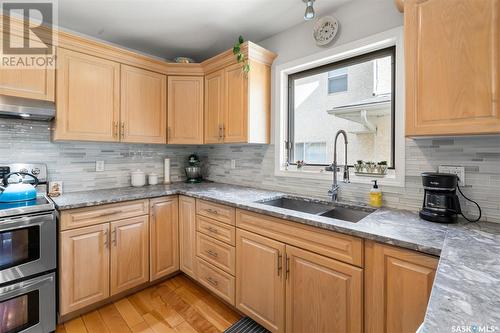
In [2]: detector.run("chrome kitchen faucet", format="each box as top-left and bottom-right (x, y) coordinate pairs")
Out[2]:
(326, 129), (350, 201)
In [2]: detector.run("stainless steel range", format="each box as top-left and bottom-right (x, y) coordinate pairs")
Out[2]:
(0, 163), (56, 333)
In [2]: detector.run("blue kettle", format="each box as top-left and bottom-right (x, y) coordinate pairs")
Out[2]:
(0, 172), (39, 202)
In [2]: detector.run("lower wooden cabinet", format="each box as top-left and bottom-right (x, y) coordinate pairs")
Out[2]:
(285, 245), (362, 333)
(236, 229), (285, 333)
(364, 241), (438, 333)
(60, 224), (110, 316)
(236, 228), (363, 333)
(179, 196), (197, 279)
(110, 216), (149, 295)
(150, 196), (179, 281)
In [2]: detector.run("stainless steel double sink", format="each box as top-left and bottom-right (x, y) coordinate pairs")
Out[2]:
(255, 196), (375, 223)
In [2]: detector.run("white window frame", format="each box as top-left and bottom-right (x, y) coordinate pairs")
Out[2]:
(274, 27), (405, 187)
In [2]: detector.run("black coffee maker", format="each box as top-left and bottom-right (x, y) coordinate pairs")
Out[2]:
(420, 172), (462, 223)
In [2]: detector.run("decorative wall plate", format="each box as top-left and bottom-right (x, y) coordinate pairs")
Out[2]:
(313, 16), (339, 46)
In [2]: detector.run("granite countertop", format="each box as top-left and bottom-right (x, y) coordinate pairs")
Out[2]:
(51, 182), (500, 330)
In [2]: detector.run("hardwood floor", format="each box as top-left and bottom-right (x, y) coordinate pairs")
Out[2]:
(57, 274), (242, 333)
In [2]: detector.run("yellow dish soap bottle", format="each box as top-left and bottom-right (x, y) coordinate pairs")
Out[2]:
(369, 180), (383, 208)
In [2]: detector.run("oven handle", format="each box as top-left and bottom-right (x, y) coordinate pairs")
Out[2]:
(0, 274), (54, 301)
(0, 213), (54, 232)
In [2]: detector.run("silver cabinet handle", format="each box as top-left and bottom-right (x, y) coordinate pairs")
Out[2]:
(207, 226), (218, 234)
(112, 227), (117, 246)
(104, 229), (109, 248)
(207, 277), (218, 286)
(206, 249), (218, 258)
(206, 208), (218, 215)
(277, 252), (282, 276)
(286, 255), (290, 279)
(120, 122), (125, 139)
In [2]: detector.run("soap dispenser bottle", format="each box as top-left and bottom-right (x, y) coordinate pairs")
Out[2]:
(369, 180), (383, 208)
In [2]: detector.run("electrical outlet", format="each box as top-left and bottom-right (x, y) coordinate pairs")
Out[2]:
(230, 159), (236, 169)
(95, 160), (105, 172)
(438, 165), (465, 186)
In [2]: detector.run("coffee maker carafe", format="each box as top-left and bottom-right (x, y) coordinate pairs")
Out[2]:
(420, 173), (461, 223)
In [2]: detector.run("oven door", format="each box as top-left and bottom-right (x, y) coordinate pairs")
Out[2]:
(0, 212), (56, 284)
(0, 272), (55, 333)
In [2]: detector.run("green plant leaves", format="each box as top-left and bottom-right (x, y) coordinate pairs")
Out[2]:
(238, 35), (244, 44)
(233, 35), (250, 74)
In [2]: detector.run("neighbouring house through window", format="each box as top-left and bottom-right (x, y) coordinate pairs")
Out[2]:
(287, 46), (395, 168)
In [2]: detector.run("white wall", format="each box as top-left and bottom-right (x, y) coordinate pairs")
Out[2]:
(259, 0), (403, 65)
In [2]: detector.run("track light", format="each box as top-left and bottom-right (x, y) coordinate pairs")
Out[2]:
(303, 0), (315, 20)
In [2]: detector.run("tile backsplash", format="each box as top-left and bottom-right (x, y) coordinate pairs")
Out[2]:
(1, 118), (499, 223)
(198, 137), (500, 223)
(0, 118), (197, 192)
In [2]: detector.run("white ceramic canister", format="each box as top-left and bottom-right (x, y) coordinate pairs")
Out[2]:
(131, 169), (146, 187)
(148, 173), (159, 185)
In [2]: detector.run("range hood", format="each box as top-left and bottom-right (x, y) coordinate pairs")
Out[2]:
(0, 95), (55, 121)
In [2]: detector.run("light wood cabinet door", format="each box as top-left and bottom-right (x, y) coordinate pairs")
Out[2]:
(179, 196), (196, 279)
(167, 76), (204, 144)
(364, 241), (438, 333)
(110, 216), (149, 295)
(150, 196), (179, 281)
(285, 245), (363, 333)
(54, 48), (120, 142)
(0, 34), (55, 101)
(236, 229), (285, 333)
(204, 70), (224, 144)
(223, 63), (248, 143)
(120, 65), (167, 143)
(405, 0), (500, 136)
(60, 224), (110, 315)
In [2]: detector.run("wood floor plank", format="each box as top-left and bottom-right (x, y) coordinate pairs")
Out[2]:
(99, 303), (132, 333)
(115, 298), (145, 328)
(143, 313), (176, 333)
(58, 274), (239, 333)
(174, 321), (198, 333)
(64, 317), (87, 333)
(156, 284), (219, 333)
(81, 310), (110, 333)
(131, 321), (155, 333)
(56, 324), (67, 333)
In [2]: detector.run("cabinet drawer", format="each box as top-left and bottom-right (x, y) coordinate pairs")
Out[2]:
(196, 257), (235, 305)
(196, 232), (235, 275)
(196, 199), (235, 225)
(60, 200), (149, 230)
(197, 215), (236, 246)
(236, 209), (364, 267)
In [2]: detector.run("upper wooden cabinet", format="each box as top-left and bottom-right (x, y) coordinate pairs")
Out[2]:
(204, 42), (276, 144)
(364, 241), (438, 333)
(121, 65), (167, 144)
(150, 196), (179, 281)
(167, 76), (204, 144)
(54, 48), (120, 142)
(405, 0), (500, 136)
(0, 33), (55, 101)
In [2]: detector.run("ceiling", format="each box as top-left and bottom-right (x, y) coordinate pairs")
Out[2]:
(57, 0), (348, 62)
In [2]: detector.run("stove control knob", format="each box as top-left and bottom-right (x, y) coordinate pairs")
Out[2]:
(19, 168), (29, 174)
(31, 168), (40, 175)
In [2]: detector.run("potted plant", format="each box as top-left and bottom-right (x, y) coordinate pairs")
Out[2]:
(377, 161), (388, 174)
(365, 161), (376, 173)
(354, 160), (364, 172)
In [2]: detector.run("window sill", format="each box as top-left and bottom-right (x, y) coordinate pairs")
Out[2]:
(275, 167), (404, 187)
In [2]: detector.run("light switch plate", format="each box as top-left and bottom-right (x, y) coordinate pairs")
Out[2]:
(95, 160), (105, 172)
(438, 165), (465, 186)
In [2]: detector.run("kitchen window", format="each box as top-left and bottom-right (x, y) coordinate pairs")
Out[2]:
(328, 68), (348, 94)
(287, 47), (395, 168)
